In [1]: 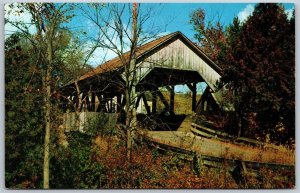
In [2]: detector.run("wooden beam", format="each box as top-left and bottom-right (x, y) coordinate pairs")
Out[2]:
(91, 93), (96, 112)
(193, 154), (203, 176)
(80, 93), (86, 112)
(152, 91), (157, 114)
(121, 94), (126, 108)
(135, 94), (142, 109)
(117, 94), (122, 113)
(166, 86), (175, 113)
(95, 94), (100, 112)
(72, 94), (78, 111)
(109, 98), (113, 113)
(100, 98), (105, 112)
(187, 83), (197, 112)
(100, 95), (107, 113)
(141, 93), (151, 115)
(156, 89), (170, 110)
(195, 86), (210, 114)
(86, 93), (92, 112)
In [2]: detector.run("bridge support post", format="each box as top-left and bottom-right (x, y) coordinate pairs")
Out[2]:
(152, 91), (157, 114)
(117, 94), (122, 113)
(188, 83), (197, 112)
(166, 86), (175, 113)
(232, 160), (248, 187)
(90, 93), (95, 111)
(135, 94), (142, 109)
(193, 153), (203, 176)
(100, 96), (107, 113)
(141, 93), (151, 115)
(95, 94), (102, 112)
(156, 89), (170, 112)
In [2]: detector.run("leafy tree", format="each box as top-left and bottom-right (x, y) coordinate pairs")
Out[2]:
(189, 8), (227, 68)
(5, 33), (44, 188)
(59, 36), (93, 85)
(190, 4), (295, 143)
(50, 132), (104, 188)
(222, 4), (295, 142)
(5, 3), (78, 188)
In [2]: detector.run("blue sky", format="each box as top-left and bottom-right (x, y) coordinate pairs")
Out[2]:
(4, 2), (295, 93)
(139, 3), (294, 40)
(5, 3), (294, 62)
(64, 3), (294, 66)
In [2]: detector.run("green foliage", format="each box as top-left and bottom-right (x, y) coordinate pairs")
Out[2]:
(50, 132), (104, 188)
(58, 36), (93, 85)
(189, 8), (227, 67)
(5, 33), (44, 188)
(191, 3), (295, 143)
(223, 4), (295, 142)
(85, 113), (118, 137)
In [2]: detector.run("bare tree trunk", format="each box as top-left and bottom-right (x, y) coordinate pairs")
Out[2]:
(43, 31), (53, 189)
(75, 81), (83, 130)
(125, 86), (132, 159)
(126, 3), (138, 159)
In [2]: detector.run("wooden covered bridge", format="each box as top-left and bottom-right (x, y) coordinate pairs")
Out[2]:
(61, 31), (222, 124)
(60, 31), (294, 168)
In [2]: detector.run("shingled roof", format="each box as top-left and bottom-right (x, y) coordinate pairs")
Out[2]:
(78, 32), (177, 81)
(77, 31), (221, 83)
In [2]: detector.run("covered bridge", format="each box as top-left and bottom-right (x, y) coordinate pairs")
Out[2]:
(61, 31), (223, 131)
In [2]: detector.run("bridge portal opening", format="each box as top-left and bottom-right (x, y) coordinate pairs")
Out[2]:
(60, 32), (221, 132)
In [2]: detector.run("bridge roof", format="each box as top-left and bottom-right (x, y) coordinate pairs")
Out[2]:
(77, 31), (221, 83)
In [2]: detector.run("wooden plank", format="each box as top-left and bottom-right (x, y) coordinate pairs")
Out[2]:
(236, 137), (264, 146)
(148, 139), (293, 176)
(141, 131), (295, 166)
(191, 123), (234, 139)
(191, 123), (284, 150)
(142, 38), (221, 91)
(190, 127), (216, 139)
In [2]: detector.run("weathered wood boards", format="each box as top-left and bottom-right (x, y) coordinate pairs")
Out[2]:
(141, 131), (294, 166)
(64, 112), (118, 132)
(137, 34), (221, 91)
(191, 123), (287, 151)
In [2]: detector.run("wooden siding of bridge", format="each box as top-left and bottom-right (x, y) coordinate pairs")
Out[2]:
(137, 38), (221, 91)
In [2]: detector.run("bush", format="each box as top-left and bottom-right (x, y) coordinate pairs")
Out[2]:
(50, 132), (104, 188)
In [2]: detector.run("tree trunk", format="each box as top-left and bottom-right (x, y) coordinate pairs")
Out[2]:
(126, 58), (137, 159)
(43, 33), (53, 189)
(237, 110), (243, 137)
(74, 81), (83, 131)
(125, 3), (138, 159)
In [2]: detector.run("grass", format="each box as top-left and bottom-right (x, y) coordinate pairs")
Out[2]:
(156, 91), (201, 114)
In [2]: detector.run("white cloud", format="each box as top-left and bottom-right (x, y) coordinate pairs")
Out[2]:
(84, 25), (131, 67)
(238, 4), (255, 23)
(87, 46), (118, 67)
(285, 8), (293, 20)
(85, 20), (172, 67)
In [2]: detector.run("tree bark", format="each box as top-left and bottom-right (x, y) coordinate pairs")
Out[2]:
(126, 3), (138, 159)
(43, 28), (53, 189)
